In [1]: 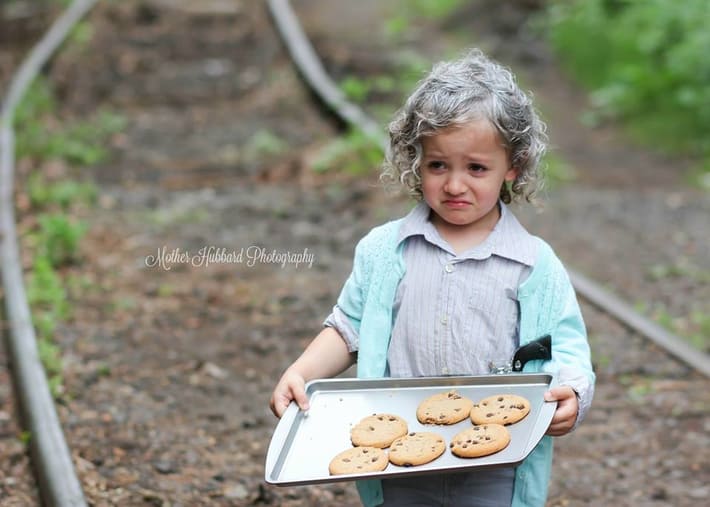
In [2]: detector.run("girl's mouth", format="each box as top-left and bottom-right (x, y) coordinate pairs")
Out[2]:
(443, 199), (471, 208)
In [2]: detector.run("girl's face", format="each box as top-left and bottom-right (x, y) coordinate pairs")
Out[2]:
(420, 119), (517, 245)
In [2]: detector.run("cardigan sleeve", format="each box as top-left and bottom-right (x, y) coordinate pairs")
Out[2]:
(519, 240), (595, 428)
(551, 271), (595, 428)
(333, 219), (402, 348)
(335, 235), (369, 336)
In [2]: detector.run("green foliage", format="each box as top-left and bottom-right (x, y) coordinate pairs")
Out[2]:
(340, 75), (397, 103)
(312, 129), (383, 176)
(38, 337), (63, 379)
(37, 214), (87, 267)
(19, 431), (32, 445)
(386, 0), (464, 40)
(11, 25), (111, 402)
(385, 14), (408, 38)
(340, 76), (371, 103)
(14, 77), (126, 165)
(407, 0), (465, 20)
(12, 78), (55, 126)
(242, 128), (288, 162)
(28, 172), (97, 210)
(27, 256), (69, 317)
(541, 151), (576, 189)
(67, 21), (93, 48)
(26, 254), (71, 399)
(636, 299), (710, 352)
(545, 0), (710, 176)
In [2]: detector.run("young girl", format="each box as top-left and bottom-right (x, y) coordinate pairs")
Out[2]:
(270, 48), (595, 507)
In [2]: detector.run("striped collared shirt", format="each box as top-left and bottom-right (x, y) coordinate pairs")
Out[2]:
(326, 201), (539, 377)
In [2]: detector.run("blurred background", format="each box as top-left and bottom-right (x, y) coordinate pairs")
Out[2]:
(1, 0), (708, 505)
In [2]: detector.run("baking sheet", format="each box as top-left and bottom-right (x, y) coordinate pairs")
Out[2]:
(265, 373), (557, 486)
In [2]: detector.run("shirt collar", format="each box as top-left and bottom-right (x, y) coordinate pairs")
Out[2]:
(398, 200), (537, 266)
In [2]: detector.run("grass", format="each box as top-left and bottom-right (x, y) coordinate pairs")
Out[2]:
(28, 172), (97, 210)
(37, 214), (87, 266)
(14, 77), (125, 166)
(12, 72), (123, 400)
(26, 256), (70, 322)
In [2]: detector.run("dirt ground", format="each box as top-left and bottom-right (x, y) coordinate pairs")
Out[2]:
(1, 1), (709, 506)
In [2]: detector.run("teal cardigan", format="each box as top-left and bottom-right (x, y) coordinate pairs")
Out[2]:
(336, 218), (595, 507)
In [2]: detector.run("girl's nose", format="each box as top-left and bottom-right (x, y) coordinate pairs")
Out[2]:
(444, 172), (466, 195)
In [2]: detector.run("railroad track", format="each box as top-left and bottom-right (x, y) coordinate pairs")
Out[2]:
(1, 1), (708, 505)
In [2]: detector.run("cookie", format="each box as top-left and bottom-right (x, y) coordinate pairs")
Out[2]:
(351, 413), (408, 448)
(328, 446), (388, 475)
(469, 394), (531, 425)
(416, 390), (474, 425)
(450, 424), (511, 458)
(388, 432), (446, 467)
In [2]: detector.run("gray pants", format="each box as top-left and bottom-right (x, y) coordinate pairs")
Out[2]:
(380, 468), (515, 507)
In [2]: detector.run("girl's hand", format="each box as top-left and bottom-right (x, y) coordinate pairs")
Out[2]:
(270, 368), (310, 418)
(544, 386), (578, 436)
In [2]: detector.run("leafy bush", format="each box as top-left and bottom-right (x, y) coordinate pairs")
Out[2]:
(37, 213), (87, 267)
(546, 0), (710, 171)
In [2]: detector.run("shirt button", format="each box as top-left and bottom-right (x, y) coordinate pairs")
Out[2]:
(441, 316), (448, 325)
(445, 263), (454, 273)
(442, 366), (449, 375)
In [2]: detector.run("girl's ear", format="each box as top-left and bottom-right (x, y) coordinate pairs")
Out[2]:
(505, 167), (519, 182)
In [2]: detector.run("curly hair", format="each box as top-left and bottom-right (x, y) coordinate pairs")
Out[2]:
(381, 48), (547, 203)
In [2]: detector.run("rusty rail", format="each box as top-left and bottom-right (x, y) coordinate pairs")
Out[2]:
(0, 1), (99, 505)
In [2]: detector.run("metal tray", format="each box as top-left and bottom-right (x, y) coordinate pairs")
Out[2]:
(265, 373), (557, 485)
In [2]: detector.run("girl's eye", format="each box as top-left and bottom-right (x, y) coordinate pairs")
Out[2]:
(468, 164), (486, 172)
(427, 161), (445, 170)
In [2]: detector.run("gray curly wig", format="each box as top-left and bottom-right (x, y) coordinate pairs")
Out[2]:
(382, 48), (547, 203)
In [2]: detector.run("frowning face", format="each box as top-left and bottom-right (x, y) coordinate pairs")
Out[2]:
(420, 120), (517, 246)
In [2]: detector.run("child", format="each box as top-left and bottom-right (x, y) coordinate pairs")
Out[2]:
(270, 48), (595, 507)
